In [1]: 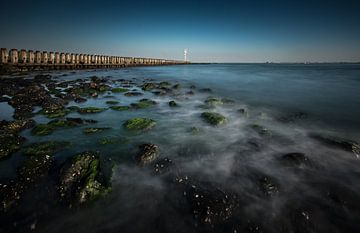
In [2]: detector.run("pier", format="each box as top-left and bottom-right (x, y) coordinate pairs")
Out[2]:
(0, 48), (189, 74)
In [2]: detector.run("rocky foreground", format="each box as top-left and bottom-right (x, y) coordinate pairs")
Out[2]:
(0, 73), (359, 233)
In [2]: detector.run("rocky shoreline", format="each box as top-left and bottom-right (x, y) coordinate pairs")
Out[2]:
(0, 71), (359, 233)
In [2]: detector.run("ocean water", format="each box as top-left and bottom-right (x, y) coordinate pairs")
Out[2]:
(1, 64), (360, 233)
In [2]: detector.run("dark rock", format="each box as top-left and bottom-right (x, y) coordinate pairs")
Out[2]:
(153, 157), (173, 174)
(169, 100), (178, 107)
(124, 91), (143, 97)
(136, 144), (159, 165)
(0, 133), (26, 159)
(280, 152), (310, 167)
(310, 134), (359, 158)
(130, 99), (157, 109)
(256, 176), (280, 197)
(278, 112), (308, 123)
(199, 88), (212, 93)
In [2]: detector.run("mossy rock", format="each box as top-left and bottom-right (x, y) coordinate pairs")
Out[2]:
(24, 141), (70, 156)
(77, 107), (107, 114)
(48, 119), (79, 128)
(31, 124), (55, 136)
(0, 133), (26, 159)
(111, 87), (128, 93)
(105, 100), (119, 105)
(124, 91), (143, 97)
(172, 83), (181, 89)
(41, 108), (71, 118)
(83, 127), (111, 134)
(110, 105), (130, 111)
(123, 118), (156, 131)
(221, 98), (235, 104)
(201, 112), (227, 126)
(142, 83), (158, 91)
(205, 97), (223, 106)
(190, 126), (202, 134)
(67, 106), (81, 112)
(169, 100), (178, 107)
(98, 137), (128, 145)
(131, 99), (157, 109)
(58, 151), (111, 205)
(136, 144), (159, 165)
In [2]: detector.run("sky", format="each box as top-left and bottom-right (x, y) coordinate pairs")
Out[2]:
(0, 0), (360, 63)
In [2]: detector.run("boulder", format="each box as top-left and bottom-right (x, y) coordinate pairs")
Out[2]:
(136, 144), (159, 165)
(201, 112), (227, 126)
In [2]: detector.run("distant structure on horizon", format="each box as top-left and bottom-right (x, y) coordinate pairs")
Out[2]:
(184, 49), (188, 62)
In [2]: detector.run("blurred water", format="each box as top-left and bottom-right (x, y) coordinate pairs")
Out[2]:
(1, 64), (360, 233)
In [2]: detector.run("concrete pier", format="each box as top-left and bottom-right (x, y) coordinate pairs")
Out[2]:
(0, 47), (190, 74)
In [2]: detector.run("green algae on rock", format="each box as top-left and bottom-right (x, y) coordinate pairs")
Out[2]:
(77, 107), (107, 114)
(111, 87), (128, 93)
(58, 151), (111, 206)
(31, 124), (56, 136)
(110, 105), (130, 111)
(32, 118), (97, 136)
(201, 112), (227, 126)
(83, 127), (111, 134)
(24, 141), (70, 156)
(130, 99), (157, 109)
(124, 91), (143, 97)
(123, 118), (156, 131)
(0, 133), (26, 159)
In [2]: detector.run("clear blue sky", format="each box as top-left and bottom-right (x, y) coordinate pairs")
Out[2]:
(1, 0), (359, 62)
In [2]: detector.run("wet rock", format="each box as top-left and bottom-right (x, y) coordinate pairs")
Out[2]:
(256, 176), (280, 197)
(184, 183), (239, 226)
(77, 107), (107, 114)
(124, 91), (143, 97)
(111, 87), (128, 93)
(201, 112), (227, 126)
(110, 105), (130, 111)
(279, 152), (310, 167)
(24, 141), (70, 156)
(0, 96), (11, 102)
(17, 154), (53, 183)
(98, 137), (128, 145)
(130, 99), (157, 109)
(310, 134), (360, 158)
(221, 98), (235, 104)
(190, 126), (202, 134)
(0, 133), (26, 159)
(205, 97), (223, 106)
(152, 90), (167, 96)
(31, 118), (96, 136)
(168, 100), (178, 107)
(250, 124), (272, 137)
(141, 82), (158, 91)
(58, 151), (111, 206)
(123, 118), (156, 131)
(199, 88), (212, 93)
(190, 85), (196, 89)
(0, 119), (35, 133)
(278, 112), (308, 123)
(186, 90), (195, 95)
(83, 127), (111, 134)
(136, 144), (159, 165)
(105, 100), (119, 105)
(172, 83), (181, 89)
(153, 157), (173, 174)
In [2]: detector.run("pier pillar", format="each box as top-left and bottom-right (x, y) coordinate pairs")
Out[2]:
(35, 51), (42, 64)
(49, 52), (54, 64)
(60, 53), (66, 64)
(75, 54), (79, 64)
(71, 53), (76, 64)
(19, 49), (27, 63)
(9, 49), (18, 64)
(55, 52), (60, 64)
(79, 54), (84, 64)
(0, 48), (8, 63)
(94, 55), (98, 64)
(65, 53), (71, 64)
(42, 51), (48, 64)
(28, 50), (35, 64)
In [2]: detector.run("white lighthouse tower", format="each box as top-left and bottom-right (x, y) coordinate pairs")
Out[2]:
(184, 49), (188, 62)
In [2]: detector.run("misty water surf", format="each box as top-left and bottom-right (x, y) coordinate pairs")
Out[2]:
(1, 64), (360, 233)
